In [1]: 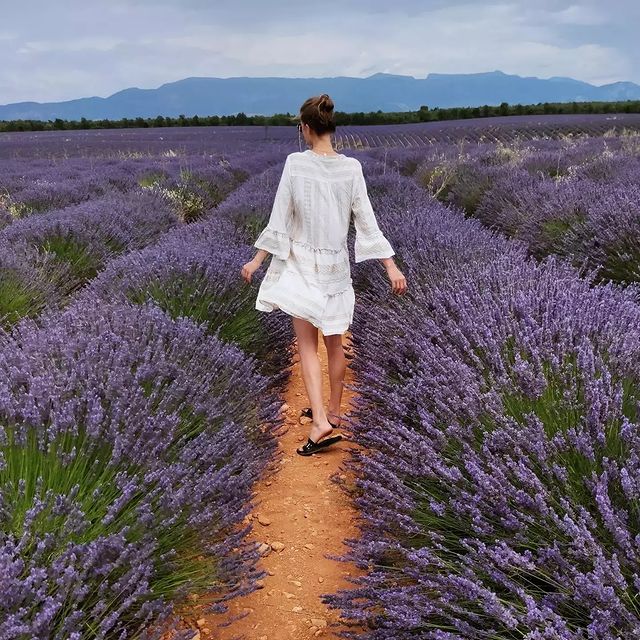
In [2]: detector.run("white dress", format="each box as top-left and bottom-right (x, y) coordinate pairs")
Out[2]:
(253, 149), (395, 335)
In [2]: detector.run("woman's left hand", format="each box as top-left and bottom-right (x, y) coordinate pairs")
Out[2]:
(241, 258), (261, 283)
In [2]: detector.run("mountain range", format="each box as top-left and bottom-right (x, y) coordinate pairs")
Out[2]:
(1, 70), (639, 121)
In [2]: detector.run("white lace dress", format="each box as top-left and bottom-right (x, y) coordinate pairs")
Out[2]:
(253, 149), (395, 335)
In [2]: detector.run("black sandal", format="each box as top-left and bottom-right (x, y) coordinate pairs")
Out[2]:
(296, 433), (343, 456)
(300, 407), (341, 429)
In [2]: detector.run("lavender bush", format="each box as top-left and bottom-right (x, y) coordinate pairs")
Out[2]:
(213, 160), (296, 242)
(559, 184), (640, 285)
(407, 133), (640, 285)
(321, 157), (640, 637)
(0, 190), (179, 296)
(0, 243), (66, 327)
(0, 298), (283, 639)
(0, 158), (129, 217)
(0, 153), (246, 222)
(0, 153), (269, 329)
(82, 216), (294, 384)
(0, 133), (312, 638)
(0, 208), (12, 232)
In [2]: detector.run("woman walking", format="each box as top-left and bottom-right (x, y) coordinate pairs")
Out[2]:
(241, 94), (407, 456)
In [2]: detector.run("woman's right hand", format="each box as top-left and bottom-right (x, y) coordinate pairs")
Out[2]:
(241, 258), (262, 284)
(386, 263), (407, 295)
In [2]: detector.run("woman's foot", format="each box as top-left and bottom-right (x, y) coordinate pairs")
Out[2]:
(308, 420), (334, 444)
(296, 432), (342, 456)
(296, 419), (342, 456)
(296, 420), (342, 456)
(300, 407), (344, 428)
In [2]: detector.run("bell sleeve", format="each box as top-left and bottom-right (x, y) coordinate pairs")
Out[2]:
(253, 155), (294, 261)
(351, 161), (395, 263)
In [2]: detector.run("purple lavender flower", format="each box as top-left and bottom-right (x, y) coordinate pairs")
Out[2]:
(319, 153), (640, 638)
(0, 298), (283, 638)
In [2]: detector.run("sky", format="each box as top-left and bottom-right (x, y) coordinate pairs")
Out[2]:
(1, 0), (638, 104)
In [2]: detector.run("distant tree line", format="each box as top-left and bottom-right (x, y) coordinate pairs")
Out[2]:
(1, 100), (639, 132)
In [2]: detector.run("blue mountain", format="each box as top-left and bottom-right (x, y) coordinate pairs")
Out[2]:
(1, 70), (638, 121)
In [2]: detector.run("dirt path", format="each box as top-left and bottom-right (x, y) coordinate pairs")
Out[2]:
(179, 329), (366, 640)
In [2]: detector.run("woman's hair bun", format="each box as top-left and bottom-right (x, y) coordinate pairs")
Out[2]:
(318, 93), (334, 112)
(299, 93), (337, 134)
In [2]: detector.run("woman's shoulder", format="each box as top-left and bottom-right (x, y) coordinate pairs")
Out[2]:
(288, 151), (360, 170)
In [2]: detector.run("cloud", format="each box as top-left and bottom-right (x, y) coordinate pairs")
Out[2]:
(17, 36), (122, 55)
(0, 0), (637, 104)
(552, 4), (606, 26)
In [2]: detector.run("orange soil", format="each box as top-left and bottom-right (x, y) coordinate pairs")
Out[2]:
(173, 329), (367, 640)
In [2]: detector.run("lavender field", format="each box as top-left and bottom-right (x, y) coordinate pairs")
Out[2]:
(2, 113), (639, 161)
(1, 114), (640, 639)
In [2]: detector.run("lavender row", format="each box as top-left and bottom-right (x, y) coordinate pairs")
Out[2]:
(2, 114), (639, 160)
(0, 164), (297, 635)
(401, 132), (640, 285)
(79, 159), (298, 384)
(0, 146), (298, 636)
(0, 297), (285, 639)
(319, 163), (640, 639)
(0, 153), (277, 328)
(0, 153), (260, 222)
(0, 127), (293, 160)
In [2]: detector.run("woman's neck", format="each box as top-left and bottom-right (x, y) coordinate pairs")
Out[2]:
(310, 135), (336, 155)
(310, 145), (338, 155)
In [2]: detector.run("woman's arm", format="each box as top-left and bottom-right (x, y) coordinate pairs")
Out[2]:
(251, 248), (270, 267)
(253, 155), (294, 261)
(351, 161), (395, 263)
(351, 161), (407, 295)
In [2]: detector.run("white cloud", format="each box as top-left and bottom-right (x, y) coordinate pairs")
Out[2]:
(0, 0), (636, 104)
(17, 36), (123, 55)
(552, 4), (606, 26)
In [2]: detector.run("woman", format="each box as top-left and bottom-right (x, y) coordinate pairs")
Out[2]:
(241, 93), (407, 457)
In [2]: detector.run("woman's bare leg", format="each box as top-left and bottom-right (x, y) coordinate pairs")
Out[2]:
(322, 332), (346, 426)
(292, 317), (333, 443)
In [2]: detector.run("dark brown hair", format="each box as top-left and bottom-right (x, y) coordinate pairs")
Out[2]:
(298, 93), (336, 135)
